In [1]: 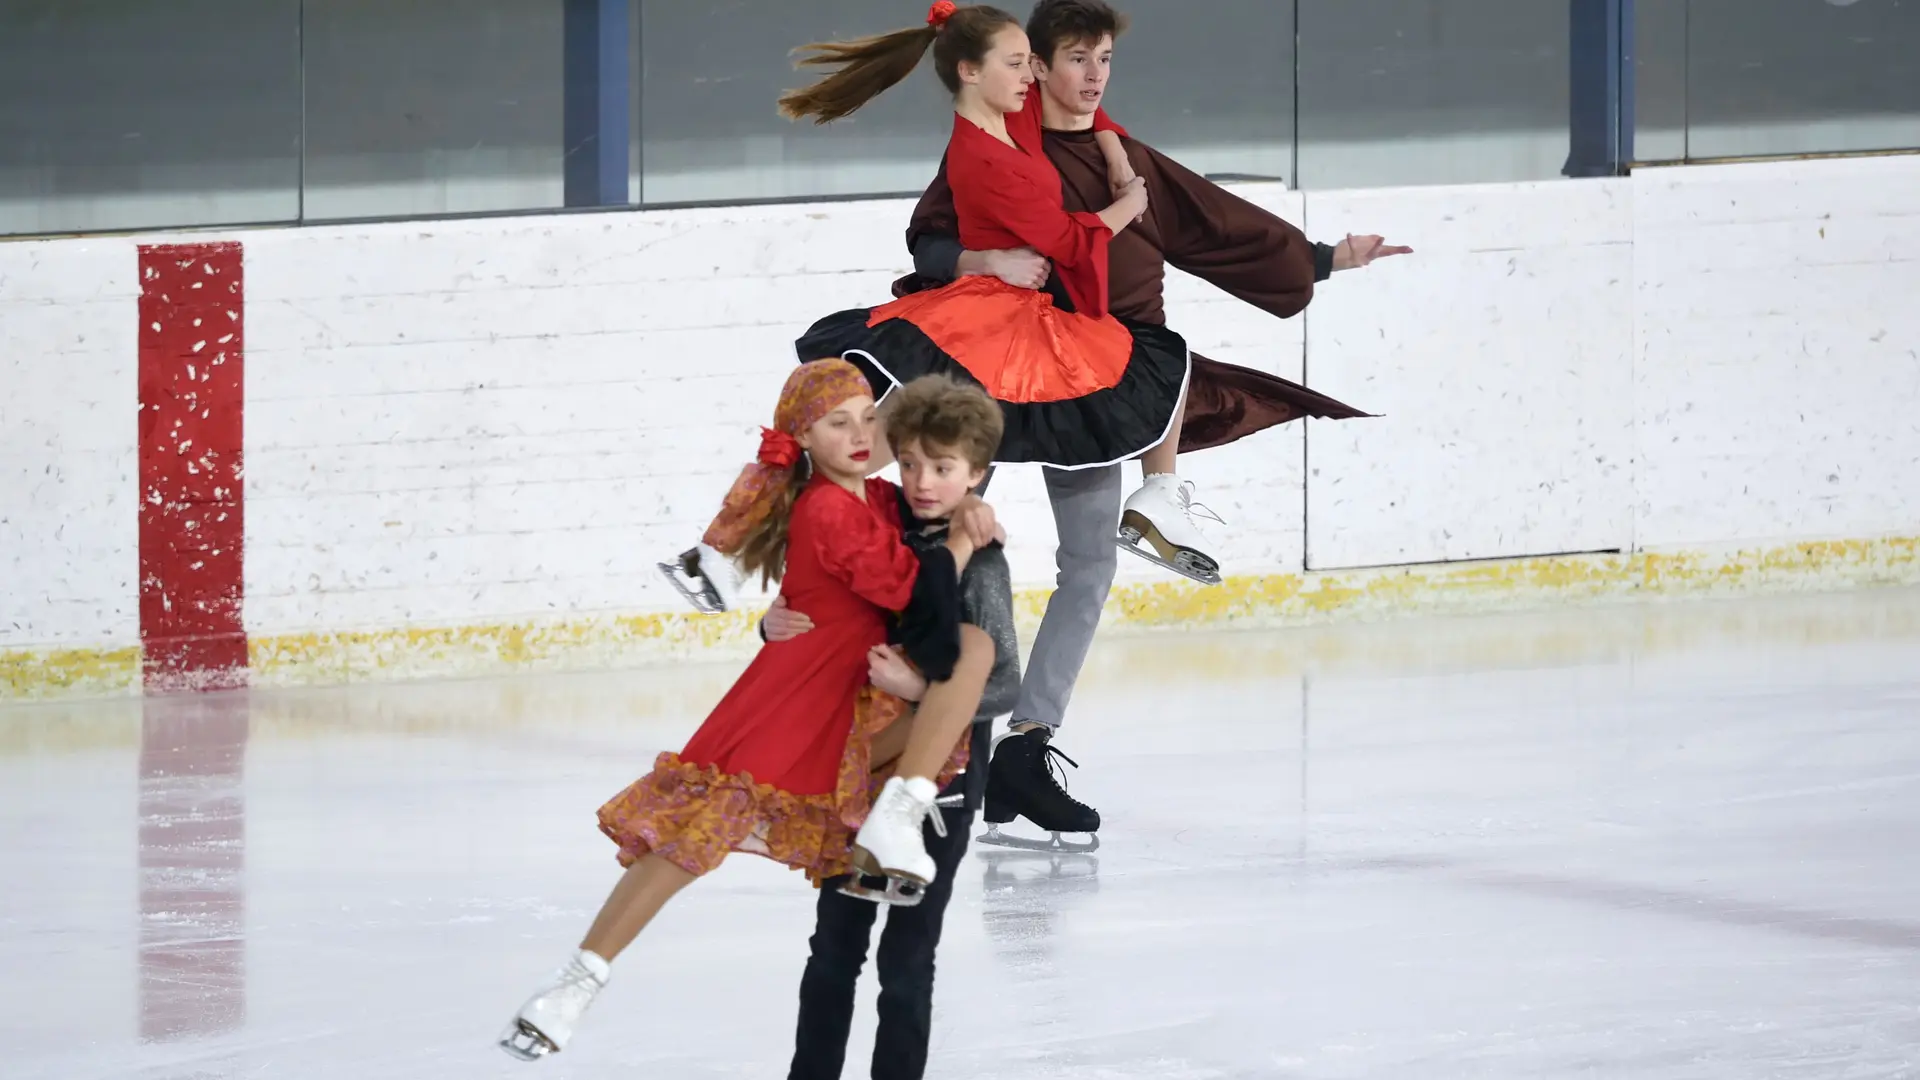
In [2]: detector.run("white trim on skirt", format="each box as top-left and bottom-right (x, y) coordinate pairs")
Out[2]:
(841, 346), (1193, 473)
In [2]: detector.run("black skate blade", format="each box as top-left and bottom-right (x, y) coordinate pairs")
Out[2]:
(656, 562), (728, 614)
(1114, 536), (1223, 586)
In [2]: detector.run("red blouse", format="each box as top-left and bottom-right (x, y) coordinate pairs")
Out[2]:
(946, 91), (1127, 318)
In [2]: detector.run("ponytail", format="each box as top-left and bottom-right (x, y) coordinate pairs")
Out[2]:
(778, 25), (939, 124)
(778, 4), (1022, 124)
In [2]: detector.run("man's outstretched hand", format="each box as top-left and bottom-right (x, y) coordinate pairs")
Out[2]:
(1332, 233), (1414, 271)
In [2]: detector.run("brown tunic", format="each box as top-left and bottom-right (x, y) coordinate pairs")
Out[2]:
(894, 128), (1369, 452)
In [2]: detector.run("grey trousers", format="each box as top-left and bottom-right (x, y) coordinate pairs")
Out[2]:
(979, 464), (1122, 733)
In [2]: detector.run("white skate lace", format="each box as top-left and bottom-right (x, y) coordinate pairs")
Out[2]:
(550, 957), (606, 999)
(889, 781), (948, 839)
(1172, 480), (1227, 533)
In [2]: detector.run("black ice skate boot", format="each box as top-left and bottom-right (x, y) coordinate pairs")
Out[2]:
(978, 728), (1101, 852)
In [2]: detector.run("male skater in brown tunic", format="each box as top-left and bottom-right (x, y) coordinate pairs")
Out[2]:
(884, 0), (1412, 846)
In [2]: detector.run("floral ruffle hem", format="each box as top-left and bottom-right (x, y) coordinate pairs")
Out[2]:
(595, 685), (970, 886)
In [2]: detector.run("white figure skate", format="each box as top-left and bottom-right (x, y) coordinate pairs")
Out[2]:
(656, 541), (740, 615)
(498, 948), (611, 1061)
(850, 776), (945, 892)
(837, 790), (965, 906)
(1115, 474), (1225, 586)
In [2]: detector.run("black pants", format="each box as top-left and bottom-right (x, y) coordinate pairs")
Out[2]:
(787, 807), (975, 1080)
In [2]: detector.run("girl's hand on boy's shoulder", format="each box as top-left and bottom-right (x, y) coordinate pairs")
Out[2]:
(953, 495), (1000, 549)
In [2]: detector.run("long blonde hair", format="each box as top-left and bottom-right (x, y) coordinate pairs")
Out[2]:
(777, 5), (1020, 125)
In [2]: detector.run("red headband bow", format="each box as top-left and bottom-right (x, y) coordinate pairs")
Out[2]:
(757, 427), (802, 469)
(927, 1), (957, 28)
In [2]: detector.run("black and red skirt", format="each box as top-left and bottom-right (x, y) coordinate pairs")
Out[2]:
(795, 275), (1190, 470)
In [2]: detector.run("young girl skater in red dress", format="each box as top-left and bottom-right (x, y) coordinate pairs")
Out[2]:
(498, 359), (990, 1061)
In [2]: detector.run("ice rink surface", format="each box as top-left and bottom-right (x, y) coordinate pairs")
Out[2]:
(6, 587), (1920, 1079)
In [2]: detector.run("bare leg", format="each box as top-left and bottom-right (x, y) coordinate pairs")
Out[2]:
(578, 854), (699, 962)
(501, 852), (702, 1058)
(1140, 382), (1190, 478)
(869, 712), (913, 773)
(893, 625), (993, 781)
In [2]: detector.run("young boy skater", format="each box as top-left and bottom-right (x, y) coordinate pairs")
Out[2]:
(783, 374), (1020, 1080)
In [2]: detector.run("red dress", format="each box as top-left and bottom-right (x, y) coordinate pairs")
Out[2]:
(597, 474), (965, 884)
(796, 96), (1191, 469)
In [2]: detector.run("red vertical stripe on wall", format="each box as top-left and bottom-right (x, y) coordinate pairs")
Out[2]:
(138, 242), (247, 691)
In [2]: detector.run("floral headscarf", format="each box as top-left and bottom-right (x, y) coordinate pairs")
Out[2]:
(701, 358), (874, 555)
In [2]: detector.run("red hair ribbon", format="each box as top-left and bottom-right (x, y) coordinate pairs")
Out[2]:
(927, 1), (957, 28)
(757, 427), (802, 468)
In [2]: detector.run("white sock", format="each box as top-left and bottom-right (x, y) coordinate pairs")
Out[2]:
(575, 948), (612, 982)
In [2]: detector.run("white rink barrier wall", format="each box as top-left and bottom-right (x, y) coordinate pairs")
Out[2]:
(4, 155), (1918, 700)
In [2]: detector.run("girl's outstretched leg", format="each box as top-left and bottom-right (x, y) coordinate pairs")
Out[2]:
(500, 855), (699, 1060)
(580, 854), (699, 960)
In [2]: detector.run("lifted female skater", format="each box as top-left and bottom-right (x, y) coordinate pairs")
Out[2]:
(499, 360), (991, 1061)
(786, 2), (1221, 578)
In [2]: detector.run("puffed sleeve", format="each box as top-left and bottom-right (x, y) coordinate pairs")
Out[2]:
(810, 488), (922, 613)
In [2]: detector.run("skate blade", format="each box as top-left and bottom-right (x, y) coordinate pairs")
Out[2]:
(1116, 517), (1221, 586)
(499, 1020), (558, 1061)
(837, 874), (926, 907)
(655, 562), (727, 614)
(976, 823), (1101, 853)
(850, 844), (931, 887)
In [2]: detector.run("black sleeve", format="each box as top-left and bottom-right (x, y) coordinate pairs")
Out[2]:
(912, 233), (964, 284)
(892, 545), (962, 683)
(1313, 241), (1335, 283)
